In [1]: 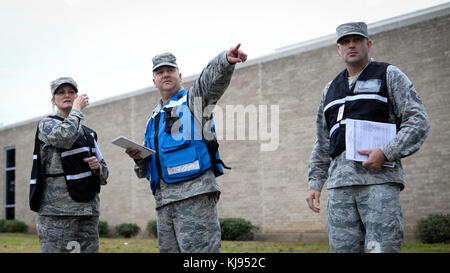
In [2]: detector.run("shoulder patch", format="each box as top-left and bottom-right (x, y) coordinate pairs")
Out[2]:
(41, 119), (57, 135)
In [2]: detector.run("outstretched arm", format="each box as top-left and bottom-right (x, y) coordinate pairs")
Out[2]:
(188, 43), (247, 114)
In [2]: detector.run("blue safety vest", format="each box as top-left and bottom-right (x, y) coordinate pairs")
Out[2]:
(144, 89), (227, 192)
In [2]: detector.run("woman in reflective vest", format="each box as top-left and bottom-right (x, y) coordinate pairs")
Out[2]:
(29, 77), (108, 253)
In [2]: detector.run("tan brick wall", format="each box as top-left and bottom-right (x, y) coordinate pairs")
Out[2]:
(1, 12), (449, 240)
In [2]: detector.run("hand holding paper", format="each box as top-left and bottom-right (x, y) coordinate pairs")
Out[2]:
(345, 119), (396, 168)
(83, 156), (100, 170)
(358, 148), (387, 168)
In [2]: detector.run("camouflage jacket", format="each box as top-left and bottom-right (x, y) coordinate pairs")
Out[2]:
(134, 50), (234, 208)
(308, 60), (430, 192)
(37, 110), (108, 215)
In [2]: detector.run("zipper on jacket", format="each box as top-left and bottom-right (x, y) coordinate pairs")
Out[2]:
(153, 113), (163, 180)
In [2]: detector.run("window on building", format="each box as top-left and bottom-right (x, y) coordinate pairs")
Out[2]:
(5, 147), (15, 220)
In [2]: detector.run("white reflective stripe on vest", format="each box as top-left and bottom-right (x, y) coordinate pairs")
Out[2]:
(61, 147), (91, 158)
(30, 179), (36, 184)
(329, 119), (347, 136)
(324, 94), (388, 113)
(167, 160), (200, 175)
(66, 171), (92, 180)
(150, 94), (187, 119)
(163, 94), (187, 109)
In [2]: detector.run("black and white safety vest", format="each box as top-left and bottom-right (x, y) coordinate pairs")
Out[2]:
(29, 115), (100, 212)
(324, 61), (393, 158)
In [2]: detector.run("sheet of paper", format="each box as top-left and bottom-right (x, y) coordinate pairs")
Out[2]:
(345, 119), (396, 166)
(93, 139), (104, 162)
(87, 132), (104, 161)
(111, 136), (155, 158)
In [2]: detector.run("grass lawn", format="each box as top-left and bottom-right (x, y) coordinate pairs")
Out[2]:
(0, 233), (449, 253)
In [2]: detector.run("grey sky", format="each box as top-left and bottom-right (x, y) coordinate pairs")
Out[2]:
(0, 0), (448, 127)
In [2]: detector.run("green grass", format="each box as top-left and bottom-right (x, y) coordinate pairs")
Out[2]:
(0, 233), (448, 253)
(0, 233), (41, 253)
(401, 242), (450, 253)
(222, 241), (330, 253)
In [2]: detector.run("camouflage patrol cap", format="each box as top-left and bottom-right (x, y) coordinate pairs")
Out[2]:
(50, 77), (78, 96)
(336, 22), (369, 43)
(152, 52), (178, 72)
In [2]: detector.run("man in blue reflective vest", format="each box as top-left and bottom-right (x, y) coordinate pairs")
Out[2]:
(306, 22), (430, 252)
(126, 44), (247, 252)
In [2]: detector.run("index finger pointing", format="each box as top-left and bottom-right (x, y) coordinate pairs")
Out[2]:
(232, 43), (241, 52)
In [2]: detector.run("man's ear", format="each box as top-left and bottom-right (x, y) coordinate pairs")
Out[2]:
(367, 39), (373, 53)
(337, 44), (343, 58)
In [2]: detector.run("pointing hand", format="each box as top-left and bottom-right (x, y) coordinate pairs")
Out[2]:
(227, 43), (248, 64)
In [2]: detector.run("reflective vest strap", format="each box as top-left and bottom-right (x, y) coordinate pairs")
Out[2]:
(163, 93), (187, 109)
(61, 147), (91, 158)
(324, 94), (388, 113)
(66, 171), (92, 180)
(329, 119), (347, 136)
(167, 160), (200, 175)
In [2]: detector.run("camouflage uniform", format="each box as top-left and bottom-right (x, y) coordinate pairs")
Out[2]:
(36, 110), (108, 253)
(156, 191), (221, 253)
(134, 51), (234, 253)
(308, 60), (430, 253)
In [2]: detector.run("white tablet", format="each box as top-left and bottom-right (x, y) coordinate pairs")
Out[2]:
(111, 136), (155, 158)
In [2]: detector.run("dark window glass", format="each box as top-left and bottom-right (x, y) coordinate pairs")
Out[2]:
(6, 207), (14, 220)
(6, 170), (15, 205)
(5, 148), (15, 220)
(6, 149), (15, 168)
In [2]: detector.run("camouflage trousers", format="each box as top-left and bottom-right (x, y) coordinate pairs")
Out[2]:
(156, 192), (221, 253)
(327, 183), (404, 253)
(36, 215), (99, 253)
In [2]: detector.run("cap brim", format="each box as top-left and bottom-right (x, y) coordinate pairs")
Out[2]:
(52, 82), (78, 95)
(152, 63), (178, 72)
(337, 32), (368, 43)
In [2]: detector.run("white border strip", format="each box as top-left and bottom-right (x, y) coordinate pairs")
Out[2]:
(66, 171), (92, 180)
(61, 147), (90, 158)
(324, 94), (388, 112)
